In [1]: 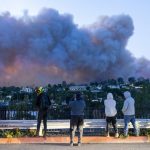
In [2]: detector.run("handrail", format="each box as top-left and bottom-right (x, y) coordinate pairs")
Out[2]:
(0, 119), (150, 129)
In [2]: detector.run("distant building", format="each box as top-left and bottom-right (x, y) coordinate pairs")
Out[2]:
(91, 89), (101, 93)
(20, 87), (33, 93)
(120, 85), (130, 89)
(134, 86), (143, 89)
(61, 101), (67, 106)
(91, 86), (102, 92)
(56, 88), (65, 92)
(69, 85), (87, 91)
(107, 85), (120, 89)
(96, 86), (102, 90)
(6, 95), (12, 100)
(91, 99), (99, 102)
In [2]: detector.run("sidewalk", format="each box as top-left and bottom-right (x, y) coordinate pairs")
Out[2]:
(0, 136), (149, 144)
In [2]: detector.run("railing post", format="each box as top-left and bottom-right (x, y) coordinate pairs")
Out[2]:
(39, 127), (43, 136)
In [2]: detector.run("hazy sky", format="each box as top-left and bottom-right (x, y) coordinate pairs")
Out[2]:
(1, 0), (150, 59)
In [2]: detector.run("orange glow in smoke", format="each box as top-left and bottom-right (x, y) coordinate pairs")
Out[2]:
(5, 66), (18, 74)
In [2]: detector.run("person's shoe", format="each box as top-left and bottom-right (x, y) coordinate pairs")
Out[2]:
(124, 134), (128, 138)
(135, 132), (139, 136)
(43, 133), (47, 138)
(36, 133), (39, 137)
(78, 142), (81, 146)
(70, 141), (73, 146)
(106, 133), (110, 137)
(115, 133), (119, 138)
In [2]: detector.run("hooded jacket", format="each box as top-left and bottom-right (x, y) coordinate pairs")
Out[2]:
(69, 93), (86, 116)
(122, 91), (135, 115)
(104, 93), (117, 117)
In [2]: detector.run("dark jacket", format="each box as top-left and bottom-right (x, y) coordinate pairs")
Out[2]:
(69, 99), (86, 116)
(36, 92), (51, 111)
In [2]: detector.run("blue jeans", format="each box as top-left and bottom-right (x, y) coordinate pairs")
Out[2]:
(124, 115), (138, 136)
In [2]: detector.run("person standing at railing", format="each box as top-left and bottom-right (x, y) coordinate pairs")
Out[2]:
(104, 93), (119, 137)
(122, 91), (139, 137)
(69, 92), (86, 146)
(35, 87), (51, 137)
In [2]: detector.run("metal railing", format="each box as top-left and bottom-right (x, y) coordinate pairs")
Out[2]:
(0, 106), (150, 120)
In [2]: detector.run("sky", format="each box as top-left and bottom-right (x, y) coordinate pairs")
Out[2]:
(0, 0), (150, 60)
(0, 0), (150, 86)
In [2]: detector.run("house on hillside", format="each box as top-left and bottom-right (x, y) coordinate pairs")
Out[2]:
(20, 87), (33, 93)
(69, 85), (87, 91)
(107, 85), (120, 89)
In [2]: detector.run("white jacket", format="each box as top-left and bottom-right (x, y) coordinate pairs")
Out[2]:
(122, 91), (135, 115)
(104, 93), (117, 117)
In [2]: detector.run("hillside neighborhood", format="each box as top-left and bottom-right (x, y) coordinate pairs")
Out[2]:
(0, 77), (149, 120)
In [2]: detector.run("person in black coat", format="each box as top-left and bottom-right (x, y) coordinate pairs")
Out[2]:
(35, 87), (51, 137)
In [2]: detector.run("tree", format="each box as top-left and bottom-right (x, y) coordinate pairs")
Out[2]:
(62, 81), (67, 88)
(128, 77), (136, 84)
(108, 79), (117, 85)
(86, 86), (90, 91)
(117, 77), (124, 84)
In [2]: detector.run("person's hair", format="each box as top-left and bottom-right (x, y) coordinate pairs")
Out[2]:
(76, 92), (81, 100)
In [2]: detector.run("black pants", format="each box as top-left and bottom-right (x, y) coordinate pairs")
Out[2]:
(70, 115), (84, 143)
(106, 116), (118, 134)
(36, 110), (48, 136)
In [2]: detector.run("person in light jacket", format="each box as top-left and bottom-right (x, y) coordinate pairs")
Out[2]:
(122, 91), (139, 136)
(104, 93), (119, 137)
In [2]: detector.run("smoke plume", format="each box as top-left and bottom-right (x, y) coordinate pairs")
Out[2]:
(0, 9), (149, 86)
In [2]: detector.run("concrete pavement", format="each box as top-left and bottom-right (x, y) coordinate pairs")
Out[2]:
(0, 143), (150, 150)
(0, 136), (149, 144)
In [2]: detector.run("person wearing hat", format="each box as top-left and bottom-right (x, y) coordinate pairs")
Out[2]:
(122, 91), (139, 137)
(35, 87), (51, 137)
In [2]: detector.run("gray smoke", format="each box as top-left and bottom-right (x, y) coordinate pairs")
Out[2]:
(0, 8), (149, 86)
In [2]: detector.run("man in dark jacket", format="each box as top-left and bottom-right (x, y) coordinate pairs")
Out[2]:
(69, 92), (86, 146)
(35, 87), (51, 137)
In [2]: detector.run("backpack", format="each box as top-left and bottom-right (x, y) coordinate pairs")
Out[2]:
(39, 93), (51, 110)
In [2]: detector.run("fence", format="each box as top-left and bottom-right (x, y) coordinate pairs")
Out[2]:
(0, 119), (150, 136)
(0, 106), (150, 120)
